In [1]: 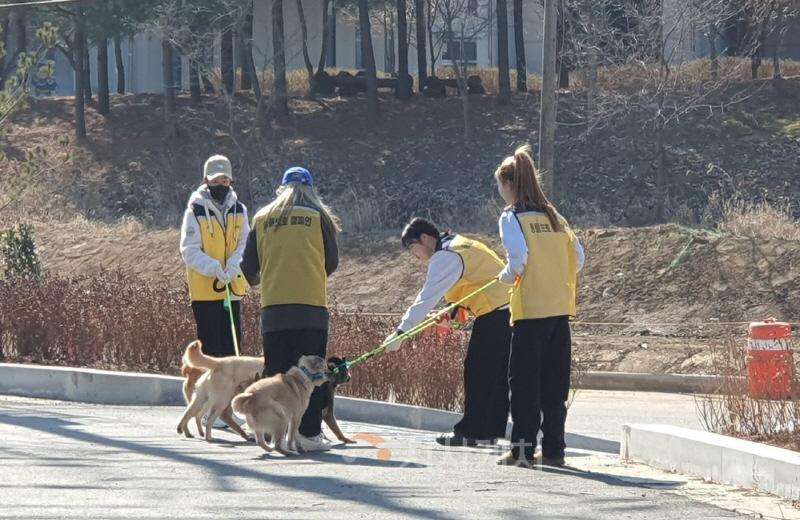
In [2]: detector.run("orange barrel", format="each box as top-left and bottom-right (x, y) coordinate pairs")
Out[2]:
(746, 319), (794, 400)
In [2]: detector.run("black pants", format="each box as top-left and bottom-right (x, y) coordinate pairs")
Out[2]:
(191, 300), (242, 358)
(509, 316), (571, 459)
(453, 308), (511, 440)
(262, 328), (328, 437)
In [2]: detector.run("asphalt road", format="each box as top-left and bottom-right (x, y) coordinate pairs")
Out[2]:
(0, 395), (749, 520)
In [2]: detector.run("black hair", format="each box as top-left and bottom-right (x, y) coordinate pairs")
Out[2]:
(401, 217), (442, 249)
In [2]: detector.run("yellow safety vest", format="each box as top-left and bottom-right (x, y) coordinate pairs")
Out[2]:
(253, 205), (327, 309)
(442, 235), (510, 318)
(186, 202), (249, 301)
(509, 211), (577, 323)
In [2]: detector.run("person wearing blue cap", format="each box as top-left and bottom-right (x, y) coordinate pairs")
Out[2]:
(241, 166), (340, 452)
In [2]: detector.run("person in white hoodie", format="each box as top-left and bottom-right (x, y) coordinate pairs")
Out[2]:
(180, 155), (250, 359)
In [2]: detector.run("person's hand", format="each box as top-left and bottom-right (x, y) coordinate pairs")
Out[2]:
(214, 263), (231, 284)
(224, 264), (240, 282)
(383, 332), (404, 352)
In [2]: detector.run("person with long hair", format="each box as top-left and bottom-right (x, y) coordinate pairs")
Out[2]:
(241, 166), (340, 452)
(384, 217), (511, 447)
(493, 146), (585, 468)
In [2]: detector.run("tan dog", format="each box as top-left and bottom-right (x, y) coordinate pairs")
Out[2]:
(232, 355), (332, 456)
(176, 340), (264, 442)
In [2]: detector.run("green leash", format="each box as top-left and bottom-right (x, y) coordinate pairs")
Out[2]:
(336, 278), (500, 374)
(223, 284), (240, 357)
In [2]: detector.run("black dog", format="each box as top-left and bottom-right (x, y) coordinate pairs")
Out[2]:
(322, 356), (355, 444)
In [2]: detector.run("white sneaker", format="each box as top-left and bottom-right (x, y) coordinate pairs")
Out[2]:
(296, 433), (332, 452)
(231, 414), (246, 427)
(202, 415), (229, 430)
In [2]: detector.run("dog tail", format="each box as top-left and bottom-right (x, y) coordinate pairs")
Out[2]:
(183, 340), (220, 371)
(231, 392), (253, 415)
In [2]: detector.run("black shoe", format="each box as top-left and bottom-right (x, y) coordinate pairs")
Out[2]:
(435, 432), (479, 447)
(539, 454), (566, 467)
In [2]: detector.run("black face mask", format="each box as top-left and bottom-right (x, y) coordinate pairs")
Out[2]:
(208, 184), (230, 203)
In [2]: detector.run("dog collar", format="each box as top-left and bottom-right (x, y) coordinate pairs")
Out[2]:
(300, 366), (325, 382)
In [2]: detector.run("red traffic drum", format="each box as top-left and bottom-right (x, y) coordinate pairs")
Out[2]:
(746, 319), (794, 400)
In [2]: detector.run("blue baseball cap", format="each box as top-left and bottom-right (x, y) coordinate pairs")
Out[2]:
(281, 166), (313, 186)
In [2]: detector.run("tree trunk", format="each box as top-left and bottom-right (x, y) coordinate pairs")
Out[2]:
(414, 0), (426, 92)
(271, 0), (289, 116)
(539, 0), (557, 197)
(427, 0), (435, 77)
(296, 0), (315, 90)
(496, 0), (511, 104)
(512, 0), (526, 92)
(84, 48), (92, 100)
(243, 36), (263, 103)
(14, 8), (26, 64)
(74, 9), (87, 139)
(240, 0), (255, 90)
(555, 5), (569, 89)
(558, 64), (569, 88)
(162, 39), (177, 138)
(458, 59), (470, 143)
(0, 13), (10, 82)
(114, 35), (125, 94)
(708, 31), (719, 81)
(317, 0), (331, 73)
(773, 9), (784, 79)
(383, 11), (395, 74)
(396, 0), (412, 98)
(358, 0), (379, 123)
(221, 25), (234, 94)
(190, 60), (202, 105)
(655, 124), (667, 219)
(97, 39), (110, 115)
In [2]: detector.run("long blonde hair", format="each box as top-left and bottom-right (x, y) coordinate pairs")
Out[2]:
(494, 145), (562, 232)
(265, 183), (342, 232)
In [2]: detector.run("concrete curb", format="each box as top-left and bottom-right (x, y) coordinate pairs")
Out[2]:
(0, 363), (185, 406)
(621, 424), (800, 501)
(579, 371), (727, 394)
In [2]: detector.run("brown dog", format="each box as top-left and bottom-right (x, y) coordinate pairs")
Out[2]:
(232, 355), (332, 455)
(176, 340), (263, 442)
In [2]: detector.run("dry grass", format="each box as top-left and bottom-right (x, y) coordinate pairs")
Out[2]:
(717, 198), (800, 241)
(697, 337), (799, 452)
(426, 58), (800, 96)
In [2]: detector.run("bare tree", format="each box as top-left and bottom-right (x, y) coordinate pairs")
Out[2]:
(296, 0), (315, 89)
(272, 0), (289, 115)
(113, 35), (124, 93)
(397, 0), (413, 98)
(497, 0), (511, 104)
(162, 38), (177, 138)
(513, 0), (526, 91)
(317, 0), (334, 74)
(415, 0), (427, 90)
(425, 0), (446, 76)
(560, 0), (761, 216)
(74, 7), (86, 139)
(436, 0), (491, 143)
(358, 0), (380, 123)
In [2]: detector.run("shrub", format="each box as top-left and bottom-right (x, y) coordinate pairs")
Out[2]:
(0, 223), (42, 279)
